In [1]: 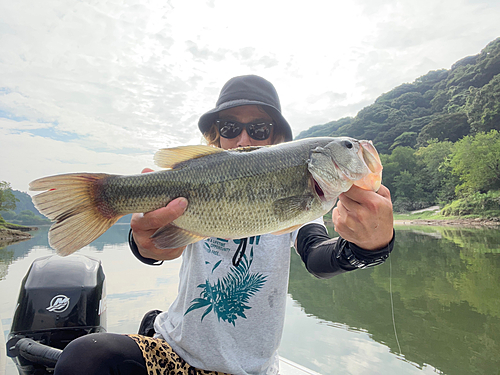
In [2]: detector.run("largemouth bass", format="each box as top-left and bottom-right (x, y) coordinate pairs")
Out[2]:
(30, 137), (382, 256)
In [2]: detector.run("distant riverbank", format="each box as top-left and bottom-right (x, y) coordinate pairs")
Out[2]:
(0, 222), (38, 245)
(392, 204), (500, 228)
(325, 207), (500, 229)
(394, 217), (500, 228)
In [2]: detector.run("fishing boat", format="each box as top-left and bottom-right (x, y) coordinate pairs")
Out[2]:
(6, 254), (320, 375)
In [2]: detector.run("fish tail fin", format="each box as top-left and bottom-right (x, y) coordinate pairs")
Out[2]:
(30, 173), (122, 256)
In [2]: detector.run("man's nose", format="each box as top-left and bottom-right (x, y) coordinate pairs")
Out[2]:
(236, 129), (252, 147)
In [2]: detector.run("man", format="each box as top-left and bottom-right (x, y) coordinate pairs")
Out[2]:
(129, 75), (394, 374)
(55, 75), (394, 375)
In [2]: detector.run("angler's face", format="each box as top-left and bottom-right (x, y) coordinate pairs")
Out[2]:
(218, 105), (275, 150)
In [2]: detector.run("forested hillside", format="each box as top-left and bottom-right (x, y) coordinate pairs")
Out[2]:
(297, 37), (500, 152)
(1, 189), (51, 225)
(10, 190), (45, 217)
(297, 38), (500, 214)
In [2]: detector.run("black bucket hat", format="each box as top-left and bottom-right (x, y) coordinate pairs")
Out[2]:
(198, 75), (293, 142)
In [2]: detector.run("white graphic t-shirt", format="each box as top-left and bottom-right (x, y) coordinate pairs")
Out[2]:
(154, 232), (297, 375)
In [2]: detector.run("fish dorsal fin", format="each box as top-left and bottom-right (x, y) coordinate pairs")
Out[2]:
(154, 145), (224, 169)
(229, 145), (265, 153)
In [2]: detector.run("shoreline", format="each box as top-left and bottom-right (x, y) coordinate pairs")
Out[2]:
(394, 217), (500, 228)
(0, 224), (38, 245)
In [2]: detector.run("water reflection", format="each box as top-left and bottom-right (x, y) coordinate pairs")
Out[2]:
(1, 225), (500, 374)
(0, 224), (181, 375)
(285, 225), (500, 375)
(0, 221), (132, 266)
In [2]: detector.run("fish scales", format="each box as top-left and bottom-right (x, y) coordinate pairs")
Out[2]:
(100, 141), (317, 238)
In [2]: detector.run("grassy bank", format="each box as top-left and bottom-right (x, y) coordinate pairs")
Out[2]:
(393, 208), (500, 229)
(393, 210), (446, 221)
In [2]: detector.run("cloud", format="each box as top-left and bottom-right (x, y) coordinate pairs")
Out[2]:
(1, 0), (500, 192)
(0, 130), (154, 193)
(185, 41), (228, 61)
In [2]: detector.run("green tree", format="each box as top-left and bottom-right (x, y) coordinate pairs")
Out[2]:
(392, 92), (427, 110)
(389, 131), (418, 150)
(466, 74), (500, 133)
(10, 189), (45, 217)
(416, 112), (470, 146)
(379, 154), (398, 195)
(380, 147), (435, 211)
(416, 139), (458, 203)
(14, 210), (51, 225)
(0, 181), (19, 212)
(295, 117), (352, 140)
(450, 130), (500, 196)
(390, 146), (418, 174)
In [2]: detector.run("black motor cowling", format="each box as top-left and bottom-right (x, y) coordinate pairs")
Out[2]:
(7, 254), (106, 375)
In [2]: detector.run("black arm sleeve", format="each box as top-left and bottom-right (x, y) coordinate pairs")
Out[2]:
(295, 223), (395, 279)
(128, 228), (164, 266)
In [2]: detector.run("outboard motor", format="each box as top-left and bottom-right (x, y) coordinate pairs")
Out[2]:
(6, 254), (106, 375)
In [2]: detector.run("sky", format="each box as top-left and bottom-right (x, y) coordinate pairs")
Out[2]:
(1, 0), (500, 193)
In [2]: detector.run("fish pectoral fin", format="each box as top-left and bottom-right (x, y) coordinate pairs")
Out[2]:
(271, 224), (303, 235)
(151, 224), (207, 249)
(272, 195), (314, 221)
(154, 145), (224, 169)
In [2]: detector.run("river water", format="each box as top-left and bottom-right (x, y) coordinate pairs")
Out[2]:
(1, 224), (499, 375)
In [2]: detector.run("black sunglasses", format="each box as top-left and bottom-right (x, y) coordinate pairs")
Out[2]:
(215, 119), (274, 141)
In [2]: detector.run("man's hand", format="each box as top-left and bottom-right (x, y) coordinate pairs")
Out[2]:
(130, 168), (188, 260)
(332, 184), (394, 250)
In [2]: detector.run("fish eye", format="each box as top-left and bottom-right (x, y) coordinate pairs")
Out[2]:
(342, 140), (353, 149)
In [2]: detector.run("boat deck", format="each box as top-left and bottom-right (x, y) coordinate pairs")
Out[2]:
(279, 357), (321, 375)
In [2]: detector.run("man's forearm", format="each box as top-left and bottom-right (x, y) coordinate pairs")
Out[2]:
(296, 223), (395, 279)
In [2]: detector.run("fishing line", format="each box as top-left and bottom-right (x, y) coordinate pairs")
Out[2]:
(389, 255), (402, 355)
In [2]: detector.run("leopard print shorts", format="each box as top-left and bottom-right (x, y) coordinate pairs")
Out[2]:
(128, 334), (229, 375)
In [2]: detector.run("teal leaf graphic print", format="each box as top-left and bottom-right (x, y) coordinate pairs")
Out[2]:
(184, 248), (267, 325)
